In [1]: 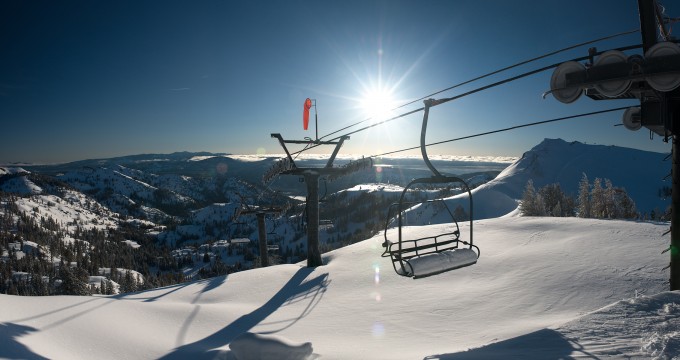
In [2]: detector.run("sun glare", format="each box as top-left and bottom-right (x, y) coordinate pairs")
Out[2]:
(359, 87), (398, 122)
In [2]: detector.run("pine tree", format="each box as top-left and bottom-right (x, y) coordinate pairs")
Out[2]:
(59, 264), (90, 296)
(520, 180), (540, 216)
(577, 173), (590, 218)
(604, 179), (616, 219)
(539, 183), (568, 216)
(616, 187), (638, 219)
(552, 201), (562, 217)
(31, 273), (49, 296)
(535, 193), (547, 216)
(453, 205), (469, 221)
(106, 279), (115, 295)
(591, 178), (605, 218)
(100, 279), (108, 295)
(120, 270), (137, 293)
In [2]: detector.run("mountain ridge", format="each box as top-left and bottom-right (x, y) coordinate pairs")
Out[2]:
(455, 138), (668, 220)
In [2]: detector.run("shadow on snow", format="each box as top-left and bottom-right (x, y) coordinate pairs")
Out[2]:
(424, 328), (602, 360)
(160, 267), (329, 359)
(0, 322), (49, 360)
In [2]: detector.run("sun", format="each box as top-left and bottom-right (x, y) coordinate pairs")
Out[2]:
(359, 86), (399, 122)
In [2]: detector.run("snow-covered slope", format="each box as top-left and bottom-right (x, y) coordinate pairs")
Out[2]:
(0, 168), (42, 195)
(422, 138), (670, 221)
(13, 190), (120, 232)
(0, 175), (42, 195)
(0, 216), (673, 359)
(487, 138), (668, 214)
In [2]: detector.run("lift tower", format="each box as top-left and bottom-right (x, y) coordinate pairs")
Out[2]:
(237, 206), (283, 268)
(548, 0), (680, 289)
(269, 133), (372, 267)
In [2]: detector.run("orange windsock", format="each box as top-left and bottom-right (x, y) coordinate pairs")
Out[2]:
(303, 98), (312, 130)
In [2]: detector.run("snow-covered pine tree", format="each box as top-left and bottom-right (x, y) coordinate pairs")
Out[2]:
(604, 179), (616, 219)
(100, 279), (108, 295)
(577, 173), (590, 218)
(591, 178), (605, 219)
(614, 186), (638, 219)
(552, 201), (562, 217)
(534, 193), (547, 216)
(539, 183), (570, 216)
(520, 180), (538, 216)
(119, 270), (138, 293)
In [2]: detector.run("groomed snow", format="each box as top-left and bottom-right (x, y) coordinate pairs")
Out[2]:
(0, 216), (675, 359)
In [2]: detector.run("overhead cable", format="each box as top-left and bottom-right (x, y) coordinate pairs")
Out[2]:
(291, 43), (643, 157)
(369, 106), (632, 158)
(317, 28), (641, 142)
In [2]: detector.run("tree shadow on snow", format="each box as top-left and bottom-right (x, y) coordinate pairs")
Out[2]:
(424, 328), (602, 360)
(0, 322), (49, 359)
(159, 267), (329, 360)
(198, 275), (228, 296)
(111, 275), (227, 303)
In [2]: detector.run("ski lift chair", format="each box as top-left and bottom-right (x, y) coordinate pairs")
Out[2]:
(381, 99), (480, 278)
(267, 230), (281, 251)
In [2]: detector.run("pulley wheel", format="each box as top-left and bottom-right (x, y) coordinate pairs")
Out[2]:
(593, 50), (631, 98)
(645, 42), (680, 92)
(622, 107), (641, 131)
(550, 61), (585, 104)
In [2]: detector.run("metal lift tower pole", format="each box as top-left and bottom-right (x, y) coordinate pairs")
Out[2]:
(270, 133), (372, 267)
(239, 207), (282, 268)
(270, 134), (349, 267)
(305, 171), (322, 267)
(672, 124), (680, 290)
(637, 0), (680, 290)
(257, 212), (269, 267)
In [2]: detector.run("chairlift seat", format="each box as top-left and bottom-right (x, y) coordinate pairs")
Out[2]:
(381, 176), (479, 279)
(384, 226), (478, 278)
(397, 248), (478, 278)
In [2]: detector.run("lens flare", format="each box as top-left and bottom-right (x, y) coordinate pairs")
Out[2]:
(375, 166), (383, 182)
(216, 163), (228, 175)
(372, 321), (385, 337)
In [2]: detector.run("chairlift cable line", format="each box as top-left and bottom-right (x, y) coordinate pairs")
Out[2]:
(368, 106), (631, 158)
(290, 43), (643, 157)
(316, 28), (641, 142)
(420, 44), (643, 108)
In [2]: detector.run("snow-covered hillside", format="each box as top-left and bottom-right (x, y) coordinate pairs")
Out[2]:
(0, 138), (678, 359)
(0, 217), (674, 359)
(424, 138), (670, 221)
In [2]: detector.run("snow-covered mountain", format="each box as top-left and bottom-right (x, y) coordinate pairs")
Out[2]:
(483, 138), (669, 216)
(0, 139), (677, 359)
(0, 139), (670, 264)
(402, 138), (670, 222)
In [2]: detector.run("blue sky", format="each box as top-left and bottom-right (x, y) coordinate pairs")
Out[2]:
(0, 0), (674, 164)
